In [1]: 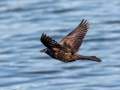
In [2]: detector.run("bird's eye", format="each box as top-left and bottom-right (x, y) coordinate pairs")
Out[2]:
(44, 49), (47, 51)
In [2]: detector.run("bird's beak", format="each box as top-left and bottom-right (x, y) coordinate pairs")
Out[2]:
(39, 49), (45, 53)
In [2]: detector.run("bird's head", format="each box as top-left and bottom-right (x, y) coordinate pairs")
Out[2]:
(40, 48), (53, 57)
(40, 48), (48, 53)
(40, 48), (52, 55)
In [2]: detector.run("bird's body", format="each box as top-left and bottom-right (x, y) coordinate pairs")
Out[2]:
(44, 48), (101, 62)
(46, 48), (77, 62)
(40, 19), (101, 62)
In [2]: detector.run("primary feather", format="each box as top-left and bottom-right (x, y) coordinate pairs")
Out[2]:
(60, 19), (90, 54)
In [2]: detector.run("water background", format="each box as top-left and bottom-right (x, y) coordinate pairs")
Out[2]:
(0, 0), (120, 90)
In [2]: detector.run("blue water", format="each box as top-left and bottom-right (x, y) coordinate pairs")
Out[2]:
(0, 0), (120, 90)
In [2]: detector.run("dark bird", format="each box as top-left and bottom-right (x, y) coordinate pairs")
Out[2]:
(40, 19), (101, 62)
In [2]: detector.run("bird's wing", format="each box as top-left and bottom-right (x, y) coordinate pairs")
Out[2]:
(60, 19), (90, 54)
(40, 33), (61, 49)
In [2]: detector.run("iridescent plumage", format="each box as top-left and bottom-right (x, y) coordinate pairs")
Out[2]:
(40, 19), (101, 62)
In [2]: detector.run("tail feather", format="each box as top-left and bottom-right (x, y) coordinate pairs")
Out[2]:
(80, 55), (101, 62)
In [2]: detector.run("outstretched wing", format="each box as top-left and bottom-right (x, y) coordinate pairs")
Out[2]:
(60, 19), (90, 54)
(40, 33), (61, 49)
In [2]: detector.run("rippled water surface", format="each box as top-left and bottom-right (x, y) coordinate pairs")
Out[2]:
(0, 0), (120, 90)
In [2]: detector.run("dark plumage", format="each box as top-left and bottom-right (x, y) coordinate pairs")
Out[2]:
(40, 19), (101, 62)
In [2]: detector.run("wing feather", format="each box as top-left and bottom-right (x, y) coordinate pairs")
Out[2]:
(40, 33), (61, 49)
(60, 19), (90, 54)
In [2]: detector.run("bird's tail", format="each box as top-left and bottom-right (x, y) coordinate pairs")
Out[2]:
(78, 55), (101, 62)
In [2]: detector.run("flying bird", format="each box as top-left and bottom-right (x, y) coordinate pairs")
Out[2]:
(40, 19), (101, 62)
